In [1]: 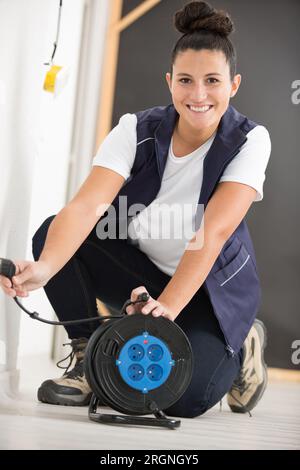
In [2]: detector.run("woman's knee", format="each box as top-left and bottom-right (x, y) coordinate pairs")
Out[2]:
(165, 406), (209, 419)
(164, 396), (210, 419)
(32, 215), (56, 260)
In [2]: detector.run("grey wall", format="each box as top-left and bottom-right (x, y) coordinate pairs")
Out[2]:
(113, 0), (300, 369)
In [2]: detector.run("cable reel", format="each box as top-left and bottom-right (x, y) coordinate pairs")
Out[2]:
(84, 312), (193, 429)
(0, 257), (194, 429)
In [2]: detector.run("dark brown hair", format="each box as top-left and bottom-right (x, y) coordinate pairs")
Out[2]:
(171, 1), (236, 81)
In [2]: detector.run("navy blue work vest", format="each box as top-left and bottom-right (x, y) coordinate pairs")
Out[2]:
(104, 103), (261, 354)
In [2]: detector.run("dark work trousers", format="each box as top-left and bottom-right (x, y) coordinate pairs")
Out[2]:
(32, 215), (243, 418)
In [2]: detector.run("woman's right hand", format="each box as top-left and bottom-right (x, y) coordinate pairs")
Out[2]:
(0, 260), (53, 298)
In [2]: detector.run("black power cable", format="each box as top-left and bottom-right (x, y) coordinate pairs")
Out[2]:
(44, 0), (63, 66)
(0, 257), (150, 326)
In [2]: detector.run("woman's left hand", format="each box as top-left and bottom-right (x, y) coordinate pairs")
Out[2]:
(126, 286), (178, 322)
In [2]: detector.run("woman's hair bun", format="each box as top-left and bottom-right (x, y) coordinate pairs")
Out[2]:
(174, 1), (234, 37)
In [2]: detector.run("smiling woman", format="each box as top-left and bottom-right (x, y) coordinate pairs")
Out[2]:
(167, 48), (241, 154)
(167, 49), (241, 148)
(1, 1), (271, 420)
(166, 3), (241, 150)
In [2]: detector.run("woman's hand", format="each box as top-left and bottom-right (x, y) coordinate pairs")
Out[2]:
(0, 260), (53, 298)
(126, 286), (178, 321)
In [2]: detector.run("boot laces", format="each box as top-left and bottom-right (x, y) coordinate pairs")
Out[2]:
(56, 338), (88, 381)
(231, 370), (250, 394)
(228, 390), (252, 417)
(229, 364), (254, 417)
(232, 338), (258, 391)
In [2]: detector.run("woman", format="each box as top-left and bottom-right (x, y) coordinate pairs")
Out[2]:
(0, 1), (270, 418)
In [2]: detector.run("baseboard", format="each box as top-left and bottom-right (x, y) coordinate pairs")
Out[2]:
(268, 367), (300, 383)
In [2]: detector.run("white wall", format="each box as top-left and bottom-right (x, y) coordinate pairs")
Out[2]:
(18, 0), (86, 359)
(0, 0), (110, 395)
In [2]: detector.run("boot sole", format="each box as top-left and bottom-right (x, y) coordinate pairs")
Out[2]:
(37, 386), (92, 407)
(230, 319), (268, 413)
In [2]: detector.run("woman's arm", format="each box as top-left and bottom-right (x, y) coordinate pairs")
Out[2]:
(38, 166), (125, 278)
(156, 181), (257, 317)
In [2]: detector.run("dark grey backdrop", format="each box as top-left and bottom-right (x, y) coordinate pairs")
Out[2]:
(112, 0), (300, 369)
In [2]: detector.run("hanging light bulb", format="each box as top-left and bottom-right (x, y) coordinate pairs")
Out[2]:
(43, 64), (70, 97)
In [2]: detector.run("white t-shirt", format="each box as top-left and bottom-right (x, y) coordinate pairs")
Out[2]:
(92, 113), (271, 276)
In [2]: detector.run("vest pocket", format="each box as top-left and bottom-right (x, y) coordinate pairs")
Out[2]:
(214, 243), (251, 286)
(222, 236), (241, 263)
(205, 241), (261, 352)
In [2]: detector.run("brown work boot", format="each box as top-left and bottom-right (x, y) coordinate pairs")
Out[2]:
(38, 338), (92, 406)
(227, 319), (268, 416)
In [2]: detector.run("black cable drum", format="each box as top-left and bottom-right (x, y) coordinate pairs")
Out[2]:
(84, 313), (193, 415)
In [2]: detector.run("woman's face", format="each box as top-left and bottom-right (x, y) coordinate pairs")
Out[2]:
(166, 49), (241, 135)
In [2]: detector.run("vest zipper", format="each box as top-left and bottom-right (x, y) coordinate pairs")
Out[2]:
(225, 345), (235, 357)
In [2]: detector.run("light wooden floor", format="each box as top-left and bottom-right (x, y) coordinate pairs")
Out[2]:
(0, 355), (299, 450)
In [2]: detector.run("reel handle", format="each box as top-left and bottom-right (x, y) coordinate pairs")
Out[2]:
(121, 292), (150, 315)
